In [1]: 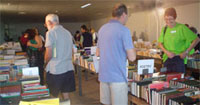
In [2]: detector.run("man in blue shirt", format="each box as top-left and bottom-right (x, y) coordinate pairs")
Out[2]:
(96, 3), (136, 105)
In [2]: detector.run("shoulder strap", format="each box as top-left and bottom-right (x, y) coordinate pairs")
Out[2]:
(163, 25), (168, 36)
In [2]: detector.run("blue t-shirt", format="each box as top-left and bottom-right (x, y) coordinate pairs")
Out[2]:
(98, 20), (134, 82)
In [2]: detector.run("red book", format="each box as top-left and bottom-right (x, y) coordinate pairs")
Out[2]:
(21, 91), (48, 96)
(149, 81), (169, 90)
(24, 83), (40, 88)
(166, 72), (183, 82)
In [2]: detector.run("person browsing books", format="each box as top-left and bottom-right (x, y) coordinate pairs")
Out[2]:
(44, 14), (75, 102)
(96, 3), (136, 105)
(158, 8), (200, 73)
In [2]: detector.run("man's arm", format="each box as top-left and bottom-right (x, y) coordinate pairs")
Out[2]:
(158, 42), (176, 58)
(180, 37), (200, 59)
(126, 48), (136, 62)
(96, 48), (100, 57)
(27, 35), (43, 48)
(44, 47), (52, 67)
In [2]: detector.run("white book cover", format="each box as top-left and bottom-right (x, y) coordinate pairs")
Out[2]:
(138, 59), (154, 75)
(22, 67), (39, 77)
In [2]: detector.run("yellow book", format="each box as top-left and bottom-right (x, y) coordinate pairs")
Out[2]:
(19, 98), (59, 105)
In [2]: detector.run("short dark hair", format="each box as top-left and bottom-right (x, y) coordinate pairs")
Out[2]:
(26, 29), (36, 40)
(81, 25), (88, 31)
(112, 3), (127, 17)
(76, 30), (80, 34)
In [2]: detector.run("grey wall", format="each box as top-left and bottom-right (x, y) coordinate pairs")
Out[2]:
(1, 22), (87, 42)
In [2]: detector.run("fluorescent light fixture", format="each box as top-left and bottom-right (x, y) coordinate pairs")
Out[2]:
(18, 12), (26, 15)
(81, 3), (91, 8)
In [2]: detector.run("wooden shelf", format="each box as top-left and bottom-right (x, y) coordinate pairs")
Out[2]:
(128, 93), (149, 105)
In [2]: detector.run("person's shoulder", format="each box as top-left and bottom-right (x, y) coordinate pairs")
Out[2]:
(100, 22), (110, 29)
(176, 23), (188, 29)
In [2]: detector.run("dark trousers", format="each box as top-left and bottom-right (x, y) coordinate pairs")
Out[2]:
(164, 56), (185, 73)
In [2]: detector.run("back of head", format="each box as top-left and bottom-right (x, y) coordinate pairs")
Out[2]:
(32, 27), (39, 35)
(164, 8), (177, 19)
(76, 30), (80, 34)
(26, 29), (36, 40)
(112, 3), (127, 18)
(45, 14), (59, 24)
(81, 25), (88, 32)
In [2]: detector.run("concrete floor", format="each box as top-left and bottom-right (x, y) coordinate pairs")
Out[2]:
(69, 72), (100, 105)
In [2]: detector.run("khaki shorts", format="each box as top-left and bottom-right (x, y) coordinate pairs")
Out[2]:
(100, 82), (128, 105)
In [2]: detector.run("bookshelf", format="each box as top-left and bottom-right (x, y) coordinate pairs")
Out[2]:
(186, 67), (200, 80)
(73, 53), (200, 105)
(128, 93), (149, 105)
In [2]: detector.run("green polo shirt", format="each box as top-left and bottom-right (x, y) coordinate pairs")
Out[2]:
(158, 23), (197, 64)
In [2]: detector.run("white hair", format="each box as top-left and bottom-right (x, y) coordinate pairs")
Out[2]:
(45, 14), (59, 23)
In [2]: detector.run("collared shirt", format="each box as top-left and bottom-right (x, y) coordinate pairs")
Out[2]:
(45, 25), (74, 74)
(98, 19), (134, 82)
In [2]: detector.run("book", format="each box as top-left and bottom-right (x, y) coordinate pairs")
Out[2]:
(166, 72), (183, 82)
(169, 96), (198, 105)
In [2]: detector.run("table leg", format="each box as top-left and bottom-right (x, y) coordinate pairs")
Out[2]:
(77, 65), (82, 96)
(85, 69), (88, 81)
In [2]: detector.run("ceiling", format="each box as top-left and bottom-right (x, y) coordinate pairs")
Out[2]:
(0, 0), (199, 23)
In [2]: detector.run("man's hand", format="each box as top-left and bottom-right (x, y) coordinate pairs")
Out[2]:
(166, 51), (176, 58)
(180, 51), (187, 59)
(27, 41), (31, 46)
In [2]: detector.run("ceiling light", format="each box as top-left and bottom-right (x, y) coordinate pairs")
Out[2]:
(81, 3), (91, 8)
(18, 12), (26, 15)
(7, 3), (11, 6)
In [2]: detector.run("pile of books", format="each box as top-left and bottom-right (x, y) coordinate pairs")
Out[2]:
(130, 72), (200, 105)
(151, 87), (200, 105)
(0, 71), (9, 82)
(0, 81), (21, 98)
(21, 78), (50, 100)
(187, 54), (200, 69)
(130, 80), (152, 103)
(170, 79), (200, 90)
(169, 95), (199, 105)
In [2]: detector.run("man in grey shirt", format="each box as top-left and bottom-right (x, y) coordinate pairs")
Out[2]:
(44, 14), (75, 101)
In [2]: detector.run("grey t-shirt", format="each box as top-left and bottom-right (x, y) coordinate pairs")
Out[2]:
(45, 25), (74, 74)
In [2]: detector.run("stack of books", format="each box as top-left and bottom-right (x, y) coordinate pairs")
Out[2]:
(21, 78), (50, 100)
(0, 81), (21, 98)
(170, 79), (200, 90)
(169, 95), (200, 105)
(187, 54), (200, 69)
(130, 71), (200, 105)
(130, 80), (152, 103)
(151, 87), (200, 105)
(0, 71), (9, 82)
